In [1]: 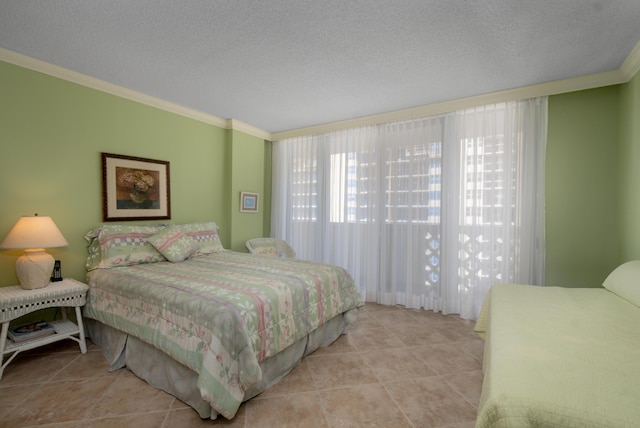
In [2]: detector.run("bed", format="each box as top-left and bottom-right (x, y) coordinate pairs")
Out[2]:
(81, 222), (363, 420)
(474, 261), (640, 427)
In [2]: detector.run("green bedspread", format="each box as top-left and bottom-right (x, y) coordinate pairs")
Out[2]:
(474, 283), (640, 427)
(84, 251), (363, 419)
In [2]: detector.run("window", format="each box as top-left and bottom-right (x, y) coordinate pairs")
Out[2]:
(384, 142), (442, 224)
(272, 98), (546, 319)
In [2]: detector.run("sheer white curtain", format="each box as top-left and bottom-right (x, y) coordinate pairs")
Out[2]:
(272, 97), (547, 319)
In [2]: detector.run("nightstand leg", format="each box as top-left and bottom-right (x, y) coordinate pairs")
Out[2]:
(0, 321), (9, 381)
(74, 306), (87, 354)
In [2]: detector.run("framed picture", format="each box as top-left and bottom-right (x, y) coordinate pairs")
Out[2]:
(240, 192), (259, 213)
(101, 152), (171, 221)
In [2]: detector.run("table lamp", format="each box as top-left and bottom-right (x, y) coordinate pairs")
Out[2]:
(0, 214), (68, 289)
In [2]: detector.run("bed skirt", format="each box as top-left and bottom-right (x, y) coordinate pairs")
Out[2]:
(85, 310), (354, 420)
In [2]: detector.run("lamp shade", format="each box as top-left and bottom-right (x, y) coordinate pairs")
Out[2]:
(0, 215), (68, 289)
(0, 215), (68, 250)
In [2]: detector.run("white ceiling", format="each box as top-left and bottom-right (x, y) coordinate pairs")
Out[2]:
(1, 1), (640, 134)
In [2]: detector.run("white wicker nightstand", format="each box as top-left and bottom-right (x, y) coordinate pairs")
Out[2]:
(0, 278), (89, 381)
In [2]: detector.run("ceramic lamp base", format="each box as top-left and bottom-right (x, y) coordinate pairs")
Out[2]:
(15, 249), (54, 289)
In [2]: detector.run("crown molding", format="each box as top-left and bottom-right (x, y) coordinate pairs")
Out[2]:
(0, 46), (273, 140)
(227, 119), (272, 141)
(620, 40), (640, 81)
(2, 43), (638, 143)
(271, 68), (627, 140)
(272, 42), (640, 140)
(0, 47), (231, 132)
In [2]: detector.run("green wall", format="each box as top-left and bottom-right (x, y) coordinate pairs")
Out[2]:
(2, 57), (638, 291)
(546, 86), (621, 287)
(545, 70), (640, 288)
(619, 71), (640, 259)
(226, 129), (270, 252)
(0, 61), (268, 287)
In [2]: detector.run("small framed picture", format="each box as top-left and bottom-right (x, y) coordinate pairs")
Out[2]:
(102, 152), (171, 221)
(240, 192), (259, 213)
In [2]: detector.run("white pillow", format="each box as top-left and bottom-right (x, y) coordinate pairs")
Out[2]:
(602, 260), (640, 307)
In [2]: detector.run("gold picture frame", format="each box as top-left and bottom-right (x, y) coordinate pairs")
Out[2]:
(101, 152), (171, 221)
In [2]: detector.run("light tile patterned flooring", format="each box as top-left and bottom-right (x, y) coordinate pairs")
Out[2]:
(0, 303), (484, 427)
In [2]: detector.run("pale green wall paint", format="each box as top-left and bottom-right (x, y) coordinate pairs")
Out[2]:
(227, 129), (267, 252)
(619, 71), (640, 259)
(546, 86), (621, 287)
(263, 140), (273, 237)
(0, 61), (265, 286)
(2, 58), (637, 290)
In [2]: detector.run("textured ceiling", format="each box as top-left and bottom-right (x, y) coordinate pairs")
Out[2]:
(1, 1), (640, 133)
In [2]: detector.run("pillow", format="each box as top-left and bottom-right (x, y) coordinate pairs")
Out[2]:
(602, 260), (640, 307)
(253, 246), (278, 257)
(147, 225), (197, 262)
(176, 222), (225, 257)
(86, 224), (167, 270)
(84, 227), (103, 271)
(247, 238), (278, 256)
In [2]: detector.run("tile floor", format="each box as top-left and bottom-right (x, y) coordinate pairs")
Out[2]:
(0, 303), (484, 427)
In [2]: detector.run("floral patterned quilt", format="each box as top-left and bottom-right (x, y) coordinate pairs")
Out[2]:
(84, 251), (363, 419)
